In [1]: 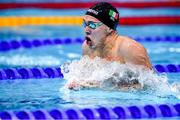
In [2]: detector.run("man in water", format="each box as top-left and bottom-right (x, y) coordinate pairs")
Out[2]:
(68, 2), (152, 90)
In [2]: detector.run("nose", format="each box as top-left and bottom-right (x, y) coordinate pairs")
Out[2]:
(84, 26), (91, 35)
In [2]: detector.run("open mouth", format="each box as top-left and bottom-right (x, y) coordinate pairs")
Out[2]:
(85, 36), (92, 46)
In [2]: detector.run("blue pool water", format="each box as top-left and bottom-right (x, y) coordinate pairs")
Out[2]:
(0, 38), (180, 111)
(0, 6), (180, 120)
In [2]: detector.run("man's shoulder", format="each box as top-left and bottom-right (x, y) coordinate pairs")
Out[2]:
(124, 36), (144, 48)
(117, 35), (135, 46)
(117, 35), (146, 55)
(118, 35), (139, 44)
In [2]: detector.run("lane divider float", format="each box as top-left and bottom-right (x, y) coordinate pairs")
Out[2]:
(0, 1), (180, 9)
(0, 64), (180, 80)
(0, 16), (180, 27)
(0, 104), (179, 119)
(0, 36), (179, 52)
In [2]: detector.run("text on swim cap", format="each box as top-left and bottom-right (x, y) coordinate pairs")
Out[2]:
(87, 9), (99, 15)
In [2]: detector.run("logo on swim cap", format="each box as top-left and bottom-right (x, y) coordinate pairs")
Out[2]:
(109, 10), (118, 21)
(87, 9), (99, 15)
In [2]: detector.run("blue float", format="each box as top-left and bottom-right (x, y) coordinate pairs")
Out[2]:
(0, 36), (179, 52)
(0, 104), (179, 119)
(0, 64), (179, 80)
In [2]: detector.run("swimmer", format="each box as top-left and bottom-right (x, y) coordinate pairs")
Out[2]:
(67, 2), (153, 90)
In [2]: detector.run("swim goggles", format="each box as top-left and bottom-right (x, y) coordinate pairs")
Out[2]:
(83, 20), (103, 29)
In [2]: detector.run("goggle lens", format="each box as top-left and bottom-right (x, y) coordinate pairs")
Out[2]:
(83, 21), (102, 29)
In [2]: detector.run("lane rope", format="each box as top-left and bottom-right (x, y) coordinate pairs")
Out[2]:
(0, 36), (179, 52)
(0, 16), (180, 27)
(0, 1), (180, 9)
(0, 104), (179, 119)
(0, 67), (63, 80)
(0, 64), (179, 80)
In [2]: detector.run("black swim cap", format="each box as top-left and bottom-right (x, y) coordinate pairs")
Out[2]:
(85, 2), (119, 30)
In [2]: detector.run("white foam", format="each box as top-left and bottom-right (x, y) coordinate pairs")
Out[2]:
(61, 56), (179, 98)
(170, 82), (180, 99)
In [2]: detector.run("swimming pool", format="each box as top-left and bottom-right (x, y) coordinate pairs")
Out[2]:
(0, 1), (180, 119)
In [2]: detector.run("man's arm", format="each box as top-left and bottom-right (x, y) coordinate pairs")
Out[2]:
(120, 37), (152, 69)
(127, 45), (152, 69)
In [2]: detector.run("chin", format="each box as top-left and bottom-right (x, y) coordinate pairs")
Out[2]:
(89, 45), (96, 49)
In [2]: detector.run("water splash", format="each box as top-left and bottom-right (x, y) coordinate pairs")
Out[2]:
(61, 56), (179, 98)
(170, 82), (180, 99)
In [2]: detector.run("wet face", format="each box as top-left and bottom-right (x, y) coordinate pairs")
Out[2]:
(83, 15), (110, 49)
